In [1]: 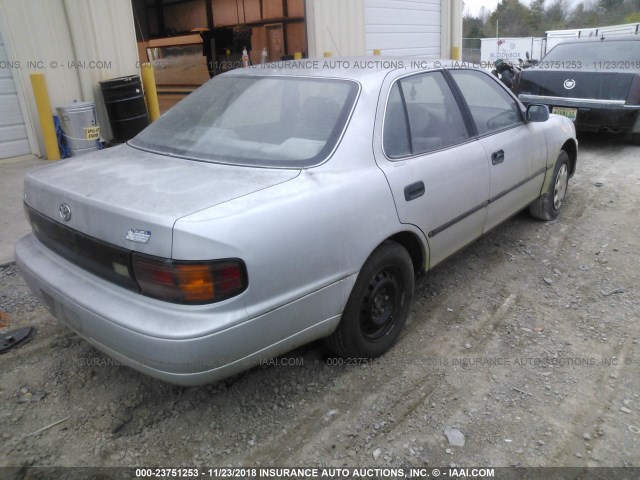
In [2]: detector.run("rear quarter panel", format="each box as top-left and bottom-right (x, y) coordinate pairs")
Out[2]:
(173, 166), (409, 322)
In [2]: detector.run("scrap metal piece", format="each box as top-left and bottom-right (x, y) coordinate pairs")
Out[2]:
(0, 327), (36, 354)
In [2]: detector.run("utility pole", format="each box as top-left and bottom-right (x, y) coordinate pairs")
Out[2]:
(496, 19), (499, 60)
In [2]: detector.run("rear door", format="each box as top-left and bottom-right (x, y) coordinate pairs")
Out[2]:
(374, 70), (490, 268)
(447, 69), (547, 233)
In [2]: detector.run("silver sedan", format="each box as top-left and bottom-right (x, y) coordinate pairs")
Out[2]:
(15, 58), (577, 385)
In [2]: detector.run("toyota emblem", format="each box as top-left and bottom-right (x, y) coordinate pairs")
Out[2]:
(564, 79), (576, 90)
(59, 203), (72, 222)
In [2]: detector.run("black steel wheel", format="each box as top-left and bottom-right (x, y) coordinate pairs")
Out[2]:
(360, 267), (403, 342)
(324, 241), (414, 359)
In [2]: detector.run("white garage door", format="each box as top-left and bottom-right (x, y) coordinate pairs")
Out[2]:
(365, 0), (441, 57)
(0, 27), (30, 159)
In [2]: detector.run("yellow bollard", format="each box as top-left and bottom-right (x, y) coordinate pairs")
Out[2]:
(451, 46), (460, 61)
(323, 51), (332, 58)
(293, 52), (303, 60)
(140, 63), (161, 122)
(373, 49), (381, 56)
(29, 73), (60, 161)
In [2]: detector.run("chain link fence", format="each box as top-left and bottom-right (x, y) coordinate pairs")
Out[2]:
(462, 38), (482, 63)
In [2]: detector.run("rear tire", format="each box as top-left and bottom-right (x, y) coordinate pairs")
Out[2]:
(632, 132), (640, 146)
(324, 241), (414, 359)
(529, 150), (570, 221)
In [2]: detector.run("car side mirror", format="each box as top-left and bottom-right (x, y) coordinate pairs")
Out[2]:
(526, 104), (550, 122)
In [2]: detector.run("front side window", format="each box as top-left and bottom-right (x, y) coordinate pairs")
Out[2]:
(130, 76), (359, 168)
(449, 69), (523, 135)
(383, 72), (470, 158)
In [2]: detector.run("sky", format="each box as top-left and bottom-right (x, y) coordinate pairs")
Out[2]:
(464, 0), (582, 17)
(463, 0), (531, 17)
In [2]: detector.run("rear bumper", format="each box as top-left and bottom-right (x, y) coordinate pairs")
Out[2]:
(15, 234), (346, 385)
(519, 94), (640, 133)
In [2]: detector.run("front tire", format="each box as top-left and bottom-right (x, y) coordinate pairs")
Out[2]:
(324, 241), (414, 359)
(529, 150), (570, 221)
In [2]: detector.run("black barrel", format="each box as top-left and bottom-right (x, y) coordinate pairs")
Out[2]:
(99, 75), (149, 143)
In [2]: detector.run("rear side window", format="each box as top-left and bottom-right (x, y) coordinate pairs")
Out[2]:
(449, 69), (523, 135)
(383, 83), (412, 158)
(383, 72), (470, 158)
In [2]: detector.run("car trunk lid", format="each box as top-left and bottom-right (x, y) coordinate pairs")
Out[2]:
(24, 144), (300, 259)
(518, 70), (635, 102)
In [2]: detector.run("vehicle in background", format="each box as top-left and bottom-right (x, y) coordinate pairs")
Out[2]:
(513, 35), (640, 145)
(492, 58), (521, 89)
(518, 52), (539, 69)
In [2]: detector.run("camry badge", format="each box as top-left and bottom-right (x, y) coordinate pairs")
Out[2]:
(126, 229), (151, 244)
(564, 79), (576, 90)
(59, 204), (72, 222)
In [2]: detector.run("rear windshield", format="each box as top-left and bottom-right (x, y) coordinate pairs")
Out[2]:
(542, 40), (640, 64)
(130, 75), (359, 168)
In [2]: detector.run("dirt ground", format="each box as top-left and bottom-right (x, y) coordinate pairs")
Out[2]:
(0, 133), (638, 471)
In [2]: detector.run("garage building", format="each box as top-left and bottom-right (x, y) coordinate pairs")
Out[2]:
(0, 0), (462, 160)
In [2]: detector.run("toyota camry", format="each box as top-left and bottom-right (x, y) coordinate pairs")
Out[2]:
(16, 58), (577, 385)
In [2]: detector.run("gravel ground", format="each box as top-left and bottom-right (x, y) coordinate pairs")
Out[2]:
(0, 133), (639, 472)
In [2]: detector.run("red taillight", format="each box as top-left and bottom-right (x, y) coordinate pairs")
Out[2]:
(132, 254), (247, 304)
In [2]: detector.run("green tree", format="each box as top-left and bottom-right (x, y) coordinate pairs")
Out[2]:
(567, 3), (601, 28)
(487, 0), (534, 36)
(463, 15), (486, 38)
(529, 0), (546, 34)
(545, 0), (569, 29)
(625, 11), (640, 22)
(462, 0), (639, 44)
(598, 0), (624, 11)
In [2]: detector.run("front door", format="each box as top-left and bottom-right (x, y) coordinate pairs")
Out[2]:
(447, 69), (547, 232)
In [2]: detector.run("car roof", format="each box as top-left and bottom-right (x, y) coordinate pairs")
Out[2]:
(224, 56), (455, 83)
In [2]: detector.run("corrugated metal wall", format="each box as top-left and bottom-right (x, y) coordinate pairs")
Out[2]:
(0, 25), (31, 159)
(0, 0), (139, 156)
(63, 0), (140, 142)
(305, 0), (460, 59)
(364, 0), (441, 57)
(306, 0), (366, 57)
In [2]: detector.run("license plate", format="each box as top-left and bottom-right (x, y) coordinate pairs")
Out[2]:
(552, 107), (577, 121)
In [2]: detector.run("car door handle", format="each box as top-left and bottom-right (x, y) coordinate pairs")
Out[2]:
(404, 181), (425, 201)
(492, 150), (505, 165)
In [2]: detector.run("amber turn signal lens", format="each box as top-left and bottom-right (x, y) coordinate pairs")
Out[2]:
(175, 264), (215, 302)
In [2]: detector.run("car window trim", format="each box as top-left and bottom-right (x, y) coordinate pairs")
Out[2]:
(441, 69), (477, 137)
(444, 68), (526, 138)
(395, 82), (414, 154)
(381, 70), (475, 161)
